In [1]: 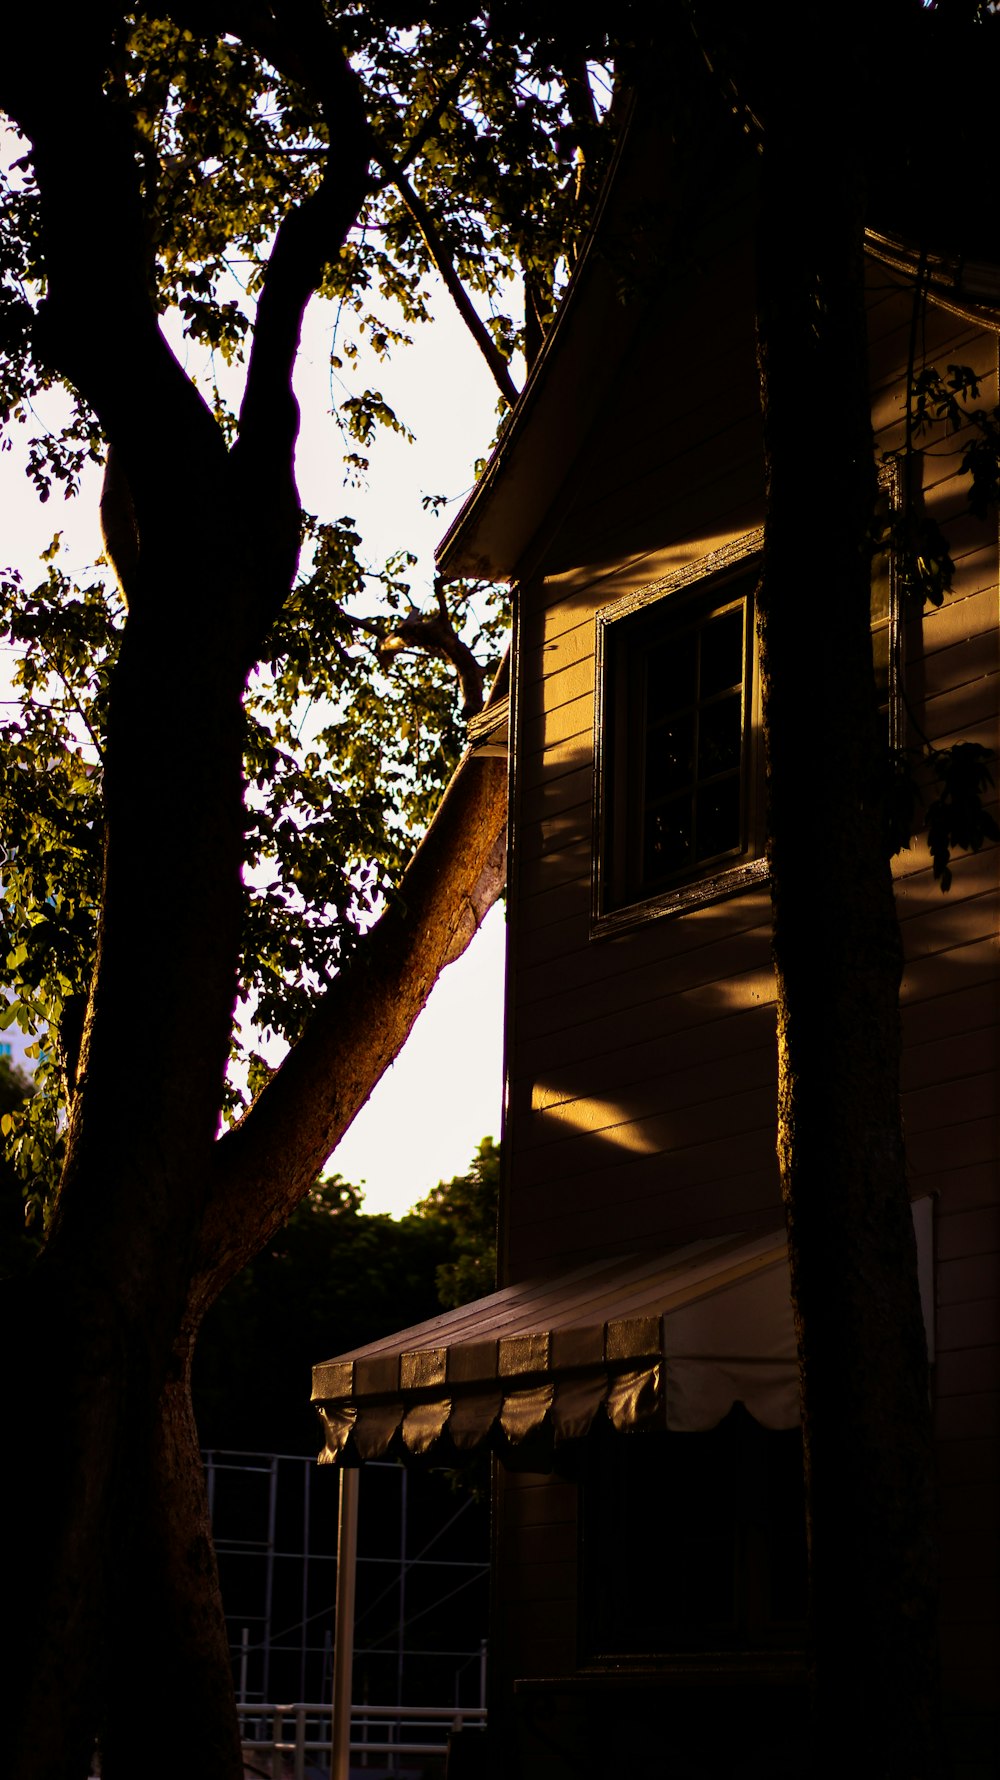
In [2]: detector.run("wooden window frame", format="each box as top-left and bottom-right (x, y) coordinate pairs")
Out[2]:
(591, 478), (901, 940)
(591, 530), (767, 938)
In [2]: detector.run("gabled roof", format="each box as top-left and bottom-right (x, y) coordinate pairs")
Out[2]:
(435, 95), (664, 583)
(437, 96), (1000, 587)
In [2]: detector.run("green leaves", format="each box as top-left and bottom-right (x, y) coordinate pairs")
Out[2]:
(412, 1136), (499, 1309)
(875, 344), (1000, 886)
(924, 742), (1000, 892)
(887, 740), (999, 891)
(339, 388), (414, 447)
(237, 510), (505, 1072)
(884, 359), (1000, 608)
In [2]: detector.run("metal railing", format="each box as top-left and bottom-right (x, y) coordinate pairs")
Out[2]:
(238, 1701), (487, 1778)
(205, 1450), (489, 1713)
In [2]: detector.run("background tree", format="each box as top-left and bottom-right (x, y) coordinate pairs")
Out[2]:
(412, 1132), (499, 1308)
(193, 1140), (499, 1454)
(0, 1054), (37, 1277)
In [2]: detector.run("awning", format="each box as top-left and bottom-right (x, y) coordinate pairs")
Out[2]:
(312, 1230), (800, 1470)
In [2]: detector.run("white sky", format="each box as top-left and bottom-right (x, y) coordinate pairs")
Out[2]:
(0, 272), (510, 1218)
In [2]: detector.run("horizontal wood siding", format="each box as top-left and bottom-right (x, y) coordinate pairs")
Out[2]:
(499, 242), (999, 1745)
(494, 1472), (578, 1685)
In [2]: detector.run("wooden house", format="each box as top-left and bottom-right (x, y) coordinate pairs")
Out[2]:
(313, 101), (999, 1778)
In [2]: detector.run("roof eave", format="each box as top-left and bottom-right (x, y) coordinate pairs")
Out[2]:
(435, 95), (645, 584)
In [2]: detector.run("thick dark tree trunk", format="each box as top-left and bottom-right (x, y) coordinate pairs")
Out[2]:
(7, 509), (251, 1777)
(755, 39), (939, 1777)
(5, 693), (507, 1780)
(102, 1353), (244, 1780)
(7, 1289), (244, 1780)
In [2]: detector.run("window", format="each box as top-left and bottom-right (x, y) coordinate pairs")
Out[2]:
(579, 1408), (807, 1663)
(593, 531), (765, 933)
(593, 495), (900, 935)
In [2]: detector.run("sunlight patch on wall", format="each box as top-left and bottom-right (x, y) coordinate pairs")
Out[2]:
(529, 1086), (660, 1152)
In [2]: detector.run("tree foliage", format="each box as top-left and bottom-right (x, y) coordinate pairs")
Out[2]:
(0, 1054), (37, 1277)
(0, 8), (620, 1233)
(413, 1132), (499, 1308)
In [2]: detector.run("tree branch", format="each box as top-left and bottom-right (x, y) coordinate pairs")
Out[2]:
(383, 160), (521, 411)
(234, 7), (373, 474)
(189, 735), (508, 1311)
(1, 16), (225, 501)
(376, 578), (485, 718)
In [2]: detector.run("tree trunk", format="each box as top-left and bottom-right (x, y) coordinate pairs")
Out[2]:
(7, 512), (251, 1778)
(5, 655), (507, 1780)
(6, 1278), (245, 1780)
(755, 41), (939, 1777)
(101, 1350), (244, 1780)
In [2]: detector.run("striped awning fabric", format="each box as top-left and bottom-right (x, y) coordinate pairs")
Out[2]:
(311, 1229), (799, 1470)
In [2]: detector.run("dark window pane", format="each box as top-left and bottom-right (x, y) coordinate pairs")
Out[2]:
(674, 1532), (737, 1630)
(644, 799), (693, 879)
(769, 1521), (809, 1625)
(700, 605), (744, 699)
(698, 693), (743, 778)
(645, 714), (694, 799)
(646, 631), (697, 724)
(765, 1431), (808, 1624)
(581, 1413), (806, 1658)
(696, 774), (741, 861)
(606, 571), (757, 908)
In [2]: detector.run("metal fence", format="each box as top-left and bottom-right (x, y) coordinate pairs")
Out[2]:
(238, 1700), (488, 1778)
(204, 1451), (489, 1714)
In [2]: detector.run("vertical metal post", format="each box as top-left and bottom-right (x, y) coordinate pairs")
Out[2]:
(331, 1466), (359, 1780)
(262, 1455), (279, 1703)
(239, 1626), (249, 1706)
(479, 1638), (488, 1711)
(294, 1705), (306, 1780)
(396, 1468), (407, 1722)
(301, 1456), (312, 1700)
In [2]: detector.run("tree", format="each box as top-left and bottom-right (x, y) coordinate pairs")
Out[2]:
(755, 68), (937, 1776)
(691, 4), (1000, 1770)
(0, 11), (618, 1777)
(412, 1132), (499, 1308)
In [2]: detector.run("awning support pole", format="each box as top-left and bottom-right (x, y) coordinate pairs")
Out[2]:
(331, 1466), (359, 1780)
